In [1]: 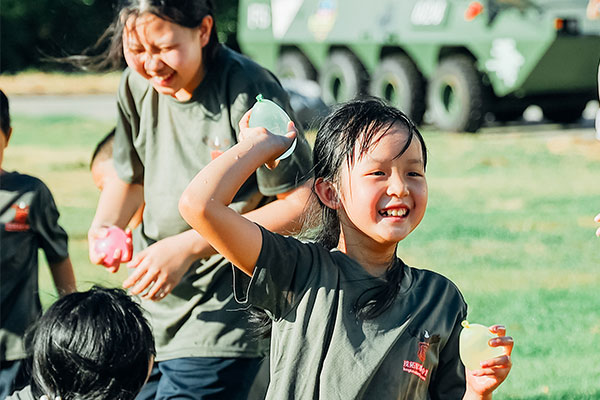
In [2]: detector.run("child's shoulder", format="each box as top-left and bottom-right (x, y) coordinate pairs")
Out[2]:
(1, 171), (48, 193)
(405, 264), (466, 303)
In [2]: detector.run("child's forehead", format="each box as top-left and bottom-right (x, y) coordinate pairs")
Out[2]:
(124, 13), (176, 42)
(354, 122), (412, 157)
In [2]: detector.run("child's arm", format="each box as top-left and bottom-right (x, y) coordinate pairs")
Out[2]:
(49, 257), (76, 296)
(124, 180), (311, 300)
(463, 325), (514, 400)
(595, 213), (600, 237)
(88, 177), (143, 271)
(179, 111), (297, 276)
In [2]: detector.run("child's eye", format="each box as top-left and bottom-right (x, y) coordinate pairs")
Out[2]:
(408, 171), (424, 177)
(127, 47), (144, 55)
(370, 171), (385, 176)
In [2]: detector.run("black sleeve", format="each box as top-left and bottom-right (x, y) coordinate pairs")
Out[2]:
(30, 181), (69, 264)
(233, 225), (318, 320)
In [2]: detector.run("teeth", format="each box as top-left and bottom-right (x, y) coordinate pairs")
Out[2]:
(380, 209), (407, 217)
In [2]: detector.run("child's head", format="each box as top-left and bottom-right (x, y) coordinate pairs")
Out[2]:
(0, 89), (13, 169)
(90, 128), (116, 191)
(311, 98), (428, 250)
(97, 0), (218, 97)
(28, 286), (155, 400)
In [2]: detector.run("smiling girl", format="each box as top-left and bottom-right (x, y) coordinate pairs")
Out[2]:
(179, 98), (514, 399)
(82, 1), (313, 398)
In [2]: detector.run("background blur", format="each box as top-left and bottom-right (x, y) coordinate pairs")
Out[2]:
(0, 0), (240, 73)
(1, 0), (600, 399)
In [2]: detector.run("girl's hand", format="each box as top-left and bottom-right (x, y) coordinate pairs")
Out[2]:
(237, 109), (297, 169)
(88, 225), (132, 273)
(465, 325), (514, 398)
(122, 235), (197, 301)
(594, 213), (600, 237)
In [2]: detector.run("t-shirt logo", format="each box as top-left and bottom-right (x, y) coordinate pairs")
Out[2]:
(402, 330), (432, 381)
(417, 330), (431, 362)
(5, 201), (30, 231)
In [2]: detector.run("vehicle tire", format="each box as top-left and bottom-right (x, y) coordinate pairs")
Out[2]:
(427, 55), (487, 132)
(277, 50), (316, 81)
(319, 50), (366, 105)
(542, 101), (587, 124)
(369, 54), (426, 125)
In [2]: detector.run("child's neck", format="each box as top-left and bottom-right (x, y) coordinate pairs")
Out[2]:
(337, 236), (397, 277)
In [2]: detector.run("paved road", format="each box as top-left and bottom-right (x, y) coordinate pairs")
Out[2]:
(9, 94), (599, 138)
(10, 94), (117, 121)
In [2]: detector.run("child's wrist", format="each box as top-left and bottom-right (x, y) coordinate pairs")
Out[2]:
(463, 388), (492, 400)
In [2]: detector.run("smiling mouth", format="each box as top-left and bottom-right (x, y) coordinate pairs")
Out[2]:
(152, 72), (174, 85)
(379, 208), (408, 217)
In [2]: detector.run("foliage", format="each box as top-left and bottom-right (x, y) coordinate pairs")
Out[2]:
(1, 0), (240, 73)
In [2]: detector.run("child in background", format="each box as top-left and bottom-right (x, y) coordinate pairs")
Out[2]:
(0, 89), (76, 399)
(81, 0), (313, 397)
(6, 286), (155, 400)
(180, 98), (514, 399)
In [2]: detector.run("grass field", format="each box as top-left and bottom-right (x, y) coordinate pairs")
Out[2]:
(4, 112), (600, 399)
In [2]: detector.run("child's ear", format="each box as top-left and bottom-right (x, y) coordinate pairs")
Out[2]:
(199, 15), (214, 47)
(314, 178), (340, 209)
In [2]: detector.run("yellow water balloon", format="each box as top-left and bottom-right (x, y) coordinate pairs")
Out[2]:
(459, 321), (505, 371)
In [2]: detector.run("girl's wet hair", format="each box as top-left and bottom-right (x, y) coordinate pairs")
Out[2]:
(67, 0), (219, 71)
(312, 97), (427, 319)
(27, 286), (156, 400)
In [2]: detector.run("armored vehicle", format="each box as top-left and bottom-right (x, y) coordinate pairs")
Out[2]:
(238, 0), (600, 132)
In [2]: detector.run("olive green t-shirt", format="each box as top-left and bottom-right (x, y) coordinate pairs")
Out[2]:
(234, 227), (467, 399)
(113, 45), (313, 360)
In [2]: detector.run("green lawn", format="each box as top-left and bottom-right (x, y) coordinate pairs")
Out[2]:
(5, 114), (600, 399)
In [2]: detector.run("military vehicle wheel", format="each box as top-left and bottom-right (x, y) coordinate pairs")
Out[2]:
(369, 54), (425, 125)
(319, 51), (366, 105)
(542, 101), (587, 124)
(427, 56), (486, 133)
(277, 50), (316, 81)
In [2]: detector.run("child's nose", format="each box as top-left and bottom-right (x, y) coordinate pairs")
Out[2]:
(387, 175), (409, 197)
(144, 53), (165, 73)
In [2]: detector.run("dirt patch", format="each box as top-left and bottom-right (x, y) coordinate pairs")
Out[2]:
(546, 135), (600, 161)
(0, 71), (121, 95)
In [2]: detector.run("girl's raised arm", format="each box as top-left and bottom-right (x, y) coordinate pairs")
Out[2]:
(179, 110), (297, 276)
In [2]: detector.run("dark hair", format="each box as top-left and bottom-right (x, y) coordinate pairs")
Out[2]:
(27, 286), (155, 400)
(90, 128), (116, 169)
(311, 97), (428, 319)
(68, 0), (219, 71)
(0, 89), (10, 136)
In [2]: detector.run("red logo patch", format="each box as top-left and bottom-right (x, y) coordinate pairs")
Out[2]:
(417, 341), (430, 363)
(403, 330), (432, 381)
(403, 360), (429, 381)
(5, 202), (30, 231)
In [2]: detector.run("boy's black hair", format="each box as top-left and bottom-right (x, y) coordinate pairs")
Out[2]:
(65, 0), (220, 72)
(90, 128), (116, 169)
(27, 286), (155, 400)
(0, 89), (11, 136)
(312, 97), (427, 320)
